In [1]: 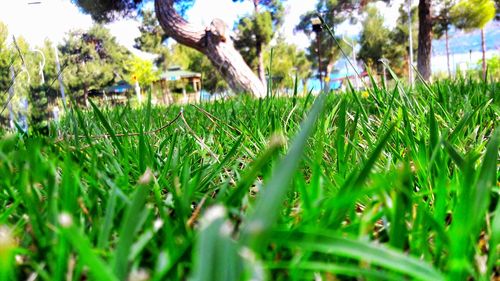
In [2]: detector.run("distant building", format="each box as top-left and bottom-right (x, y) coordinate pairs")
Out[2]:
(96, 80), (133, 105)
(153, 66), (202, 104)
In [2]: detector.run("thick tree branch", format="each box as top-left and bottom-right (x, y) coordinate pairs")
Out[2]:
(154, 0), (205, 50)
(155, 0), (266, 98)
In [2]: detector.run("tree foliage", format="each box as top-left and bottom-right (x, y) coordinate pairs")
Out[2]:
(358, 6), (390, 72)
(60, 25), (131, 103)
(134, 9), (171, 69)
(234, 12), (273, 69)
(171, 44), (229, 93)
(133, 9), (229, 93)
(450, 0), (496, 30)
(0, 21), (12, 94)
(264, 36), (311, 90)
(495, 0), (500, 19)
(0, 22), (13, 125)
(433, 0), (456, 38)
(295, 0), (361, 78)
(234, 0), (284, 83)
(73, 0), (268, 97)
(387, 4), (418, 76)
(125, 56), (159, 87)
(356, 4), (419, 77)
(72, 0), (144, 22)
(0, 25), (58, 130)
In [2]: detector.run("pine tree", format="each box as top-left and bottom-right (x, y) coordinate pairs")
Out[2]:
(134, 9), (171, 70)
(233, 0), (284, 86)
(60, 24), (131, 106)
(451, 0), (496, 79)
(358, 6), (391, 73)
(296, 0), (359, 81)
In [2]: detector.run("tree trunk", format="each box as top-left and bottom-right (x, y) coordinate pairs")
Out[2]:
(83, 84), (89, 107)
(481, 28), (486, 80)
(417, 0), (432, 81)
(155, 0), (266, 98)
(445, 28), (451, 77)
(253, 0), (259, 10)
(257, 41), (267, 86)
(253, 0), (267, 87)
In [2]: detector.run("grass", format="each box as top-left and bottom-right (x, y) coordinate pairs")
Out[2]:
(0, 77), (498, 281)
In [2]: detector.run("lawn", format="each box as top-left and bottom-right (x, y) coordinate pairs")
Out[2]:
(0, 79), (498, 280)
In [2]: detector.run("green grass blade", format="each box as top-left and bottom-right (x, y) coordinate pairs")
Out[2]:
(59, 216), (118, 281)
(89, 99), (123, 155)
(267, 261), (404, 281)
(190, 206), (244, 281)
(242, 93), (327, 248)
(224, 134), (284, 207)
(351, 123), (396, 188)
(274, 229), (444, 281)
(112, 170), (152, 280)
(97, 183), (119, 250)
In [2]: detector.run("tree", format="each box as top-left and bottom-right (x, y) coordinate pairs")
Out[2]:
(388, 4), (418, 77)
(134, 9), (171, 70)
(28, 40), (58, 133)
(7, 37), (33, 128)
(296, 0), (435, 82)
(358, 6), (391, 73)
(494, 0), (500, 19)
(0, 22), (12, 94)
(417, 0), (433, 81)
(451, 0), (496, 79)
(60, 24), (131, 105)
(433, 0), (457, 77)
(125, 56), (159, 87)
(73, 0), (266, 98)
(263, 36), (311, 91)
(233, 0), (284, 86)
(0, 22), (13, 126)
(295, 0), (358, 82)
(357, 4), (420, 79)
(0, 34), (51, 131)
(34, 40), (60, 103)
(134, 9), (229, 93)
(171, 43), (229, 93)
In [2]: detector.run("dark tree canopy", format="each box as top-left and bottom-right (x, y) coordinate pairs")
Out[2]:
(358, 6), (390, 73)
(234, 0), (283, 71)
(72, 0), (144, 22)
(72, 0), (195, 22)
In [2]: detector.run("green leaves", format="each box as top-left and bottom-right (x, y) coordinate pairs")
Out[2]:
(451, 0), (496, 29)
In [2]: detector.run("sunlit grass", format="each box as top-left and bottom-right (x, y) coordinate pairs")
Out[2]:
(0, 78), (498, 280)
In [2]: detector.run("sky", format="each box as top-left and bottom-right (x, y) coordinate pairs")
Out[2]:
(0, 0), (315, 52)
(0, 0), (403, 55)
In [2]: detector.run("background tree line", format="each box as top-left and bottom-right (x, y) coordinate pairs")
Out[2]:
(77, 0), (496, 96)
(1, 0), (497, 122)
